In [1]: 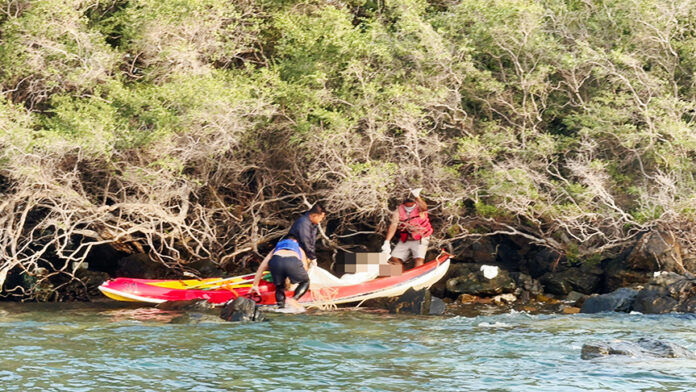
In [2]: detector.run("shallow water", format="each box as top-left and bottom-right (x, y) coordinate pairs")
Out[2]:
(1, 302), (695, 391)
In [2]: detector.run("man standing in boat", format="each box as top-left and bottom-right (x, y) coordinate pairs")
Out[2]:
(382, 188), (433, 269)
(287, 203), (327, 268)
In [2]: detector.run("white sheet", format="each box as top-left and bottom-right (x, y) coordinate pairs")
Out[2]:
(308, 265), (378, 288)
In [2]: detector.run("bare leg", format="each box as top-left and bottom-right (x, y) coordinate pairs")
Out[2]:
(414, 258), (424, 267)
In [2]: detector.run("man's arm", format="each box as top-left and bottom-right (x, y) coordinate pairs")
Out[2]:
(385, 210), (399, 242)
(415, 196), (427, 213)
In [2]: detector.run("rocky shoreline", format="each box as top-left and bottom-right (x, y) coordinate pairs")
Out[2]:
(4, 228), (696, 318)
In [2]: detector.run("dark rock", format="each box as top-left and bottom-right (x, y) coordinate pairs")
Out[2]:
(116, 253), (169, 279)
(565, 291), (587, 305)
(446, 264), (516, 296)
(510, 272), (543, 296)
(428, 296), (446, 315)
(603, 257), (653, 292)
(157, 300), (216, 311)
(83, 243), (127, 276)
(581, 338), (696, 360)
(493, 237), (524, 272)
(539, 267), (602, 296)
(517, 290), (531, 302)
(220, 297), (264, 322)
(626, 230), (689, 273)
(459, 238), (497, 265)
(186, 259), (224, 278)
(632, 274), (696, 314)
(580, 288), (638, 313)
(527, 248), (564, 278)
(62, 269), (111, 300)
(539, 273), (572, 296)
(388, 288), (445, 315)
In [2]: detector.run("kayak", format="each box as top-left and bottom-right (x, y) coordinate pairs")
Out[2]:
(98, 252), (451, 307)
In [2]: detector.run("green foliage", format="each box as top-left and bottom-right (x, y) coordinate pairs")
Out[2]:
(0, 0), (117, 106)
(3, 0), (696, 281)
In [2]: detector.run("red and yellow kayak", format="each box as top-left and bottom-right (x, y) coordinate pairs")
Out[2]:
(99, 253), (450, 307)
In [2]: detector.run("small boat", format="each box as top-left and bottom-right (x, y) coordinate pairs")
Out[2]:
(98, 252), (451, 307)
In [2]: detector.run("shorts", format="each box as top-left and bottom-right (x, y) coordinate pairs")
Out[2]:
(268, 255), (309, 287)
(391, 237), (429, 261)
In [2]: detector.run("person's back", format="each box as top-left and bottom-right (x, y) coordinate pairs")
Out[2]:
(287, 204), (327, 263)
(251, 236), (310, 309)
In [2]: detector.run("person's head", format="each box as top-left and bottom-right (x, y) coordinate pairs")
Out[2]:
(402, 197), (416, 208)
(308, 203), (327, 224)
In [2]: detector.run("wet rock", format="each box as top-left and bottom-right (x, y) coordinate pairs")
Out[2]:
(220, 297), (264, 322)
(580, 288), (638, 313)
(157, 300), (215, 311)
(492, 293), (516, 304)
(565, 291), (587, 305)
(510, 272), (543, 296)
(539, 267), (602, 296)
(517, 290), (531, 303)
(388, 288), (445, 315)
(446, 264), (516, 296)
(429, 296), (446, 315)
(581, 338), (696, 360)
(632, 274), (696, 314)
(116, 253), (168, 279)
(536, 294), (561, 304)
(458, 294), (479, 304)
(63, 270), (112, 300)
(561, 306), (580, 314)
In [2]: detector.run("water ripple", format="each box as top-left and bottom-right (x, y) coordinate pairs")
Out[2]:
(1, 303), (696, 390)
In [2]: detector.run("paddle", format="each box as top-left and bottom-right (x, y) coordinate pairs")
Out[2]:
(184, 272), (271, 290)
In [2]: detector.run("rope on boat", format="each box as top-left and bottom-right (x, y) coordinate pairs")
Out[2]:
(310, 286), (339, 310)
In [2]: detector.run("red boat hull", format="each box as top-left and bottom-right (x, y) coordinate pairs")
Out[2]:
(99, 253), (451, 306)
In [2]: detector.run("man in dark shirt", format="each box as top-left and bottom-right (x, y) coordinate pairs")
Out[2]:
(287, 204), (327, 265)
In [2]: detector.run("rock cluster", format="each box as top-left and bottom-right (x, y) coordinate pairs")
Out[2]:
(582, 338), (696, 360)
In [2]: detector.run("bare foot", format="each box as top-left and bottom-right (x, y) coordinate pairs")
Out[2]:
(285, 298), (306, 313)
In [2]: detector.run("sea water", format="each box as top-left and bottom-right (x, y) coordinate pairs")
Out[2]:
(0, 302), (695, 391)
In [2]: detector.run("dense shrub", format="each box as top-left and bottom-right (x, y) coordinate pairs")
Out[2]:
(1, 0), (696, 299)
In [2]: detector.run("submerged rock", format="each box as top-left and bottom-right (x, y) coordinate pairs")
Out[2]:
(581, 338), (696, 360)
(220, 297), (264, 322)
(580, 288), (638, 314)
(388, 288), (445, 315)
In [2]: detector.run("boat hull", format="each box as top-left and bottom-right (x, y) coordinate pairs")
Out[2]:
(99, 253), (451, 307)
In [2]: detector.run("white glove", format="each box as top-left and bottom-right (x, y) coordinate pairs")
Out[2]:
(381, 240), (391, 254)
(410, 188), (423, 198)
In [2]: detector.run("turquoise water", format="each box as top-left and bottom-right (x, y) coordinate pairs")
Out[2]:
(1, 303), (695, 391)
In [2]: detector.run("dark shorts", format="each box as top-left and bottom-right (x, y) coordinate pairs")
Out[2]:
(268, 255), (309, 287)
